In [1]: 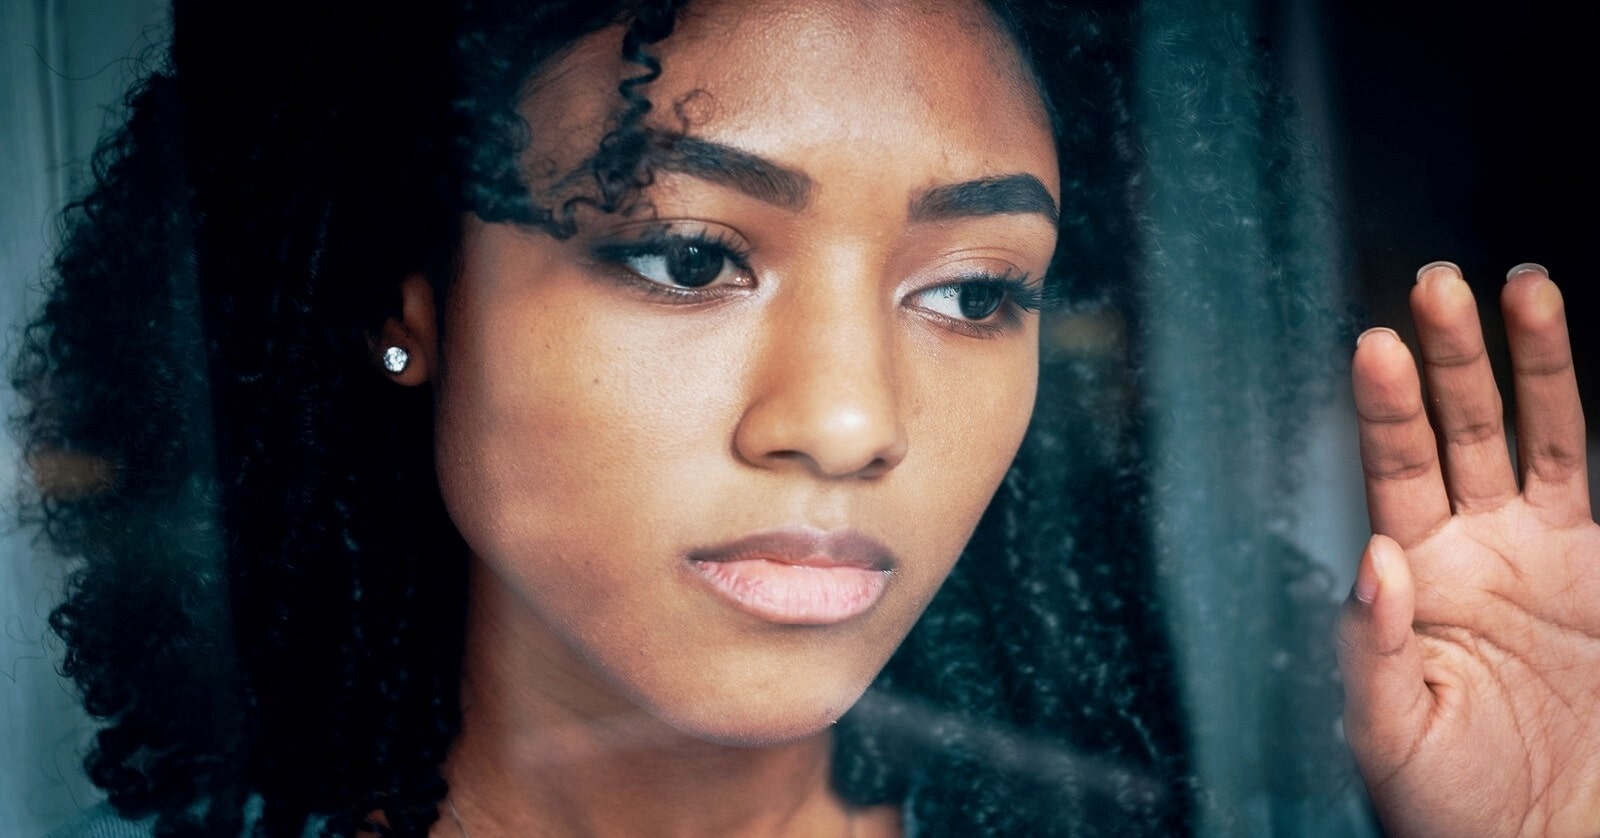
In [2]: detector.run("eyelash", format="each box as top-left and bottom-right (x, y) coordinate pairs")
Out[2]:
(589, 229), (755, 302)
(917, 270), (1047, 338)
(589, 229), (1047, 337)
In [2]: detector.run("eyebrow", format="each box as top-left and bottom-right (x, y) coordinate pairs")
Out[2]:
(646, 134), (814, 211)
(644, 133), (1058, 226)
(908, 175), (1060, 226)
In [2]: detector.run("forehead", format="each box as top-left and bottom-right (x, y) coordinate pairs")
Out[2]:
(521, 0), (1058, 199)
(664, 0), (1044, 124)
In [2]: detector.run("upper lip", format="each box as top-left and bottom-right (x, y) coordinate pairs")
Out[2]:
(687, 527), (897, 572)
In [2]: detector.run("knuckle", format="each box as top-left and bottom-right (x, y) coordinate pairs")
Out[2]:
(1421, 344), (1485, 371)
(1511, 350), (1572, 379)
(1525, 442), (1585, 484)
(1363, 454), (1434, 483)
(1443, 415), (1503, 447)
(1357, 401), (1425, 426)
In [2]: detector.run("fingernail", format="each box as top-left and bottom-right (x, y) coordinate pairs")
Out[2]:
(1506, 262), (1549, 282)
(1415, 260), (1461, 284)
(1355, 326), (1401, 348)
(1353, 535), (1383, 604)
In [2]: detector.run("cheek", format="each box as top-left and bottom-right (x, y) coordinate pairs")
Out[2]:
(430, 272), (768, 602)
(965, 348), (1038, 468)
(887, 332), (1038, 592)
(906, 332), (1038, 498)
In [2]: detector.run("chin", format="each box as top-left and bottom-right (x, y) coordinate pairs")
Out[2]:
(663, 706), (853, 750)
(641, 670), (874, 749)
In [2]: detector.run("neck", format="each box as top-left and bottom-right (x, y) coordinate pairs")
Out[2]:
(439, 563), (857, 838)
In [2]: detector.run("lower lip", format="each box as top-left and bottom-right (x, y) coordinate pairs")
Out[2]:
(689, 558), (890, 625)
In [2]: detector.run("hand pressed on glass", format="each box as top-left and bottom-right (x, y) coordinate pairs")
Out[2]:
(1341, 261), (1600, 836)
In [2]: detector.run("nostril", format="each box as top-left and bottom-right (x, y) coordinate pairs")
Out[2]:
(732, 355), (908, 479)
(757, 448), (896, 480)
(854, 457), (895, 480)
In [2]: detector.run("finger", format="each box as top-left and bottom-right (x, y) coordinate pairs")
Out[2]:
(1354, 327), (1453, 546)
(1502, 265), (1590, 520)
(1410, 262), (1518, 512)
(1338, 534), (1430, 782)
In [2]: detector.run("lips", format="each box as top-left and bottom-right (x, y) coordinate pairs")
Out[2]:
(686, 528), (895, 625)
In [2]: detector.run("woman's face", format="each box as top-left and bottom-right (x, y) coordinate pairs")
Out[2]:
(426, 0), (1058, 745)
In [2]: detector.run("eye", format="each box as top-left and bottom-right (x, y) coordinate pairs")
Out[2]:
(591, 229), (753, 296)
(625, 240), (732, 288)
(917, 282), (1008, 321)
(906, 274), (1047, 337)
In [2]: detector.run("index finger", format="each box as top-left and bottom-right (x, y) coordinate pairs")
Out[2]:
(1353, 327), (1453, 546)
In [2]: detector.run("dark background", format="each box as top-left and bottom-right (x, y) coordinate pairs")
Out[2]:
(1319, 0), (1597, 424)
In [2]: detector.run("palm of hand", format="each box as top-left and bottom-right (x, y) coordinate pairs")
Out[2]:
(1399, 508), (1600, 835)
(1341, 263), (1599, 837)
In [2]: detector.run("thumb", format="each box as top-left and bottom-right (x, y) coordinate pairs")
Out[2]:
(1338, 533), (1430, 778)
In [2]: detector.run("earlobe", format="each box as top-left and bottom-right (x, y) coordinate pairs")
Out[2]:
(371, 274), (440, 386)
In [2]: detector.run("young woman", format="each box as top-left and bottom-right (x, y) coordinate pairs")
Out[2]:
(15, 0), (1595, 835)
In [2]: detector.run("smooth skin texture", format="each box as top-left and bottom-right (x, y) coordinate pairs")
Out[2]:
(383, 1), (1055, 835)
(1341, 262), (1600, 836)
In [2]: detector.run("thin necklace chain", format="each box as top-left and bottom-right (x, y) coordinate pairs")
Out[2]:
(443, 798), (858, 837)
(446, 799), (469, 838)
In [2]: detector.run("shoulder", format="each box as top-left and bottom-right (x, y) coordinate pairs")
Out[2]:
(45, 804), (155, 838)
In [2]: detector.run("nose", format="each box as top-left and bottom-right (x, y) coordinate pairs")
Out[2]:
(733, 291), (908, 480)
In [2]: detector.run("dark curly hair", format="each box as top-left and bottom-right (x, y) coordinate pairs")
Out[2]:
(12, 0), (1342, 835)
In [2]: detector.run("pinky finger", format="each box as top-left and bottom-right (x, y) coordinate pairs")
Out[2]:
(1503, 267), (1591, 521)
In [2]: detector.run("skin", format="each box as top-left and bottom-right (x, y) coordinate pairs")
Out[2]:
(372, 1), (1600, 834)
(382, 0), (1056, 834)
(1342, 262), (1600, 836)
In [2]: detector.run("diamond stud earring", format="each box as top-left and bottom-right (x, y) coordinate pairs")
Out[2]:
(381, 346), (410, 374)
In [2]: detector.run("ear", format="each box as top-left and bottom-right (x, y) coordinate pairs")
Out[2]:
(369, 274), (439, 386)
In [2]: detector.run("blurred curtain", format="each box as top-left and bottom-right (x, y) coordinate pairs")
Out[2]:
(1135, 0), (1376, 834)
(0, 1), (168, 834)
